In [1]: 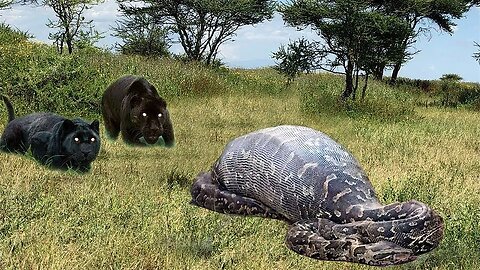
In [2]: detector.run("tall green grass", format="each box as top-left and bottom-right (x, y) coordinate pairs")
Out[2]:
(0, 25), (479, 269)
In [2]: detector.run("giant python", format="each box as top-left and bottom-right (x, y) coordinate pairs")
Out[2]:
(190, 125), (444, 266)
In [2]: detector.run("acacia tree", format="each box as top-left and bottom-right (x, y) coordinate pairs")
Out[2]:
(354, 12), (410, 98)
(44, 0), (101, 54)
(371, 0), (476, 84)
(113, 6), (170, 57)
(279, 0), (409, 100)
(119, 0), (274, 65)
(272, 38), (321, 85)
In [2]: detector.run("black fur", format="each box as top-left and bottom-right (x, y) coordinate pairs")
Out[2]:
(0, 96), (101, 172)
(101, 75), (175, 146)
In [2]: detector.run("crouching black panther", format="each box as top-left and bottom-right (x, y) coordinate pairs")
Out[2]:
(0, 95), (100, 172)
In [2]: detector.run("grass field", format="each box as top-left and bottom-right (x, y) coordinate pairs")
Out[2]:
(0, 26), (479, 269)
(0, 72), (479, 269)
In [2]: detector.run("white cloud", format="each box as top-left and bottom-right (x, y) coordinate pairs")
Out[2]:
(84, 0), (120, 22)
(216, 13), (318, 67)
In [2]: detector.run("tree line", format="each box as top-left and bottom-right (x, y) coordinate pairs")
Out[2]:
(1, 0), (479, 99)
(274, 0), (479, 99)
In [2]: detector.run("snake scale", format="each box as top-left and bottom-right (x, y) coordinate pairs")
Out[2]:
(190, 125), (444, 266)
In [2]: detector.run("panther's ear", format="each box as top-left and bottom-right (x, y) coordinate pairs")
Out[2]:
(128, 80), (146, 96)
(60, 119), (76, 134)
(90, 120), (100, 133)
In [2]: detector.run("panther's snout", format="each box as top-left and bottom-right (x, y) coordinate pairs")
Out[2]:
(143, 127), (162, 144)
(144, 135), (160, 144)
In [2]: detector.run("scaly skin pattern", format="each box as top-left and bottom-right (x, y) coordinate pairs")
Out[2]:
(191, 125), (444, 266)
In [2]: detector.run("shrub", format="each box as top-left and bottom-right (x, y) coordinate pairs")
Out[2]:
(388, 76), (480, 110)
(298, 73), (415, 121)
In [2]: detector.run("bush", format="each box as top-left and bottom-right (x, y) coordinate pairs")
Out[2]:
(298, 73), (415, 121)
(389, 76), (480, 110)
(0, 29), (104, 118)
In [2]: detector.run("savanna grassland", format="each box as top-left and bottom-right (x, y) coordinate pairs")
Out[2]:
(0, 25), (479, 269)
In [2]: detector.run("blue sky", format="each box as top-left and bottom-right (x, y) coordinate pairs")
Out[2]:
(2, 1), (480, 82)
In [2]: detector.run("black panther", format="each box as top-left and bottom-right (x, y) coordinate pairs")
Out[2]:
(101, 75), (175, 146)
(0, 95), (100, 172)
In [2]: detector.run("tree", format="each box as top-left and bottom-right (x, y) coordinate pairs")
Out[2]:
(474, 42), (480, 64)
(113, 5), (170, 57)
(119, 0), (274, 65)
(279, 0), (409, 100)
(440, 73), (463, 107)
(272, 38), (321, 85)
(371, 0), (475, 84)
(354, 12), (410, 99)
(44, 0), (102, 54)
(0, 0), (13, 9)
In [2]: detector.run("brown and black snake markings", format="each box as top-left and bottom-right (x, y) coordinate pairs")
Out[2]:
(190, 125), (444, 266)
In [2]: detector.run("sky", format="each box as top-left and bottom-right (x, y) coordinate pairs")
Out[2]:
(1, 1), (480, 82)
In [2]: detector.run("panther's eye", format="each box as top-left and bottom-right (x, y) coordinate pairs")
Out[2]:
(158, 113), (162, 118)
(90, 137), (95, 142)
(142, 112), (147, 117)
(74, 137), (80, 143)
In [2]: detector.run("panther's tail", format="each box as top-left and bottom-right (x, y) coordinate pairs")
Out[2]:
(1, 95), (15, 123)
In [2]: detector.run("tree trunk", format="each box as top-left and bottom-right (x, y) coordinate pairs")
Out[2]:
(352, 68), (359, 100)
(390, 30), (412, 85)
(67, 39), (73, 54)
(389, 61), (402, 85)
(372, 63), (384, 81)
(361, 73), (369, 100)
(58, 35), (64, 54)
(342, 59), (354, 100)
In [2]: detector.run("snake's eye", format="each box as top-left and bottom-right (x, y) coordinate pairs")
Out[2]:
(142, 112), (147, 117)
(90, 137), (95, 142)
(74, 137), (80, 143)
(158, 113), (162, 118)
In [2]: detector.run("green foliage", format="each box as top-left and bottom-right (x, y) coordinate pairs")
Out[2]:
(120, 0), (275, 65)
(0, 23), (31, 42)
(44, 0), (102, 54)
(355, 11), (411, 74)
(278, 0), (411, 99)
(0, 28), (103, 117)
(298, 73), (415, 121)
(272, 38), (318, 85)
(440, 73), (463, 82)
(113, 7), (170, 57)
(0, 0), (12, 9)
(373, 0), (474, 83)
(74, 26), (104, 51)
(440, 74), (464, 107)
(388, 76), (480, 110)
(0, 26), (287, 118)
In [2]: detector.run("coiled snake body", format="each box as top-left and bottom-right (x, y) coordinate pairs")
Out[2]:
(191, 125), (444, 266)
